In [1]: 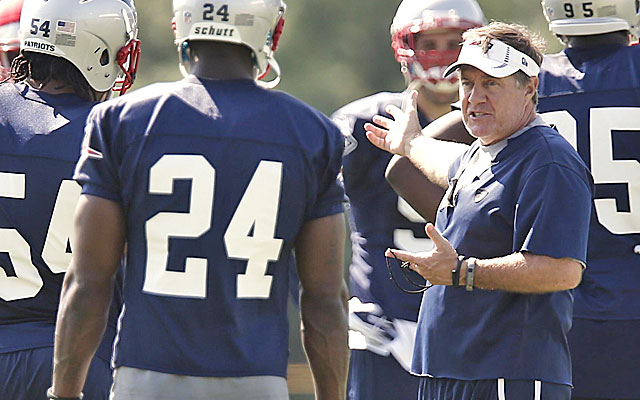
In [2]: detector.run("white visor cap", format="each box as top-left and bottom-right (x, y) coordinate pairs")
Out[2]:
(443, 38), (540, 79)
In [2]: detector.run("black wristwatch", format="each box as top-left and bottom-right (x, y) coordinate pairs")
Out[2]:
(46, 387), (84, 400)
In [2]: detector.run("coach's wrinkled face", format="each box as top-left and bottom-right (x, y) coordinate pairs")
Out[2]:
(459, 66), (537, 145)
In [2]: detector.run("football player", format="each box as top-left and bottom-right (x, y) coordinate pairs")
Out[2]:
(0, 0), (139, 399)
(50, 1), (349, 399)
(0, 0), (22, 80)
(330, 1), (484, 399)
(538, 1), (640, 398)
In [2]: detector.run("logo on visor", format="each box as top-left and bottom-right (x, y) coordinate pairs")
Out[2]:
(521, 57), (528, 67)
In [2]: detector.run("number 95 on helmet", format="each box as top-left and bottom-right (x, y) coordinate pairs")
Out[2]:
(173, 0), (286, 88)
(19, 0), (141, 93)
(541, 0), (640, 38)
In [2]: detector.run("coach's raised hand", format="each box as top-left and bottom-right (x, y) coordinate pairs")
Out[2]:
(364, 90), (422, 157)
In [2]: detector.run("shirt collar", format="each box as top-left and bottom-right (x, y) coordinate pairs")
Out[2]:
(478, 115), (547, 160)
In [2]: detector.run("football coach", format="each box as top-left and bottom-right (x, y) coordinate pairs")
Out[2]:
(365, 22), (593, 400)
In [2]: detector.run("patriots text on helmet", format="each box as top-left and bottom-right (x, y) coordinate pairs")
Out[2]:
(23, 40), (54, 52)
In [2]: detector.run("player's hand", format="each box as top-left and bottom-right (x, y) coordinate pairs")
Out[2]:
(384, 223), (458, 285)
(364, 90), (423, 157)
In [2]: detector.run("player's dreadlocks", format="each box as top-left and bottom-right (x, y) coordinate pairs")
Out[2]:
(6, 52), (101, 101)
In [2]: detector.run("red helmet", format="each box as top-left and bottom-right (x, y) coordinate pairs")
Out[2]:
(391, 0), (485, 93)
(0, 0), (22, 78)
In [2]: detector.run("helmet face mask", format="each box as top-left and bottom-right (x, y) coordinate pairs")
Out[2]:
(112, 35), (141, 94)
(541, 0), (640, 38)
(390, 0), (486, 93)
(19, 0), (140, 93)
(172, 0), (286, 88)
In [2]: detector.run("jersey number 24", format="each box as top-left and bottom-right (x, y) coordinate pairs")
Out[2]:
(143, 155), (284, 300)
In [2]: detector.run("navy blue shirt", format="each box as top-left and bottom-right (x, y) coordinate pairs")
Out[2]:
(412, 122), (593, 385)
(0, 83), (119, 361)
(74, 76), (345, 378)
(332, 91), (431, 322)
(538, 44), (640, 320)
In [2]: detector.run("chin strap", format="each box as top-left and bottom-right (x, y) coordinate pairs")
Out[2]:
(178, 41), (192, 78)
(256, 16), (285, 89)
(256, 57), (281, 89)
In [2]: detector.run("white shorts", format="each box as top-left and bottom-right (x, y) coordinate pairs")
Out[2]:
(110, 366), (289, 400)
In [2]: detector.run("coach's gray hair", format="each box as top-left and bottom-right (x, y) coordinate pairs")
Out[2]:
(462, 22), (545, 105)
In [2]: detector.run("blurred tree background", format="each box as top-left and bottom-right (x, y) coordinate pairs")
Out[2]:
(133, 0), (563, 116)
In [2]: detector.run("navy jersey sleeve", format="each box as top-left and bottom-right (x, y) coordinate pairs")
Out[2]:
(74, 104), (122, 202)
(306, 123), (345, 220)
(515, 163), (593, 263)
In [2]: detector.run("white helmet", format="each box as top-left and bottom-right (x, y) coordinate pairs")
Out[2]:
(0, 0), (23, 75)
(173, 0), (286, 88)
(541, 0), (640, 37)
(19, 0), (140, 93)
(391, 0), (485, 93)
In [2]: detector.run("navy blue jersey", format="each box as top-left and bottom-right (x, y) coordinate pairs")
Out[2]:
(412, 123), (593, 385)
(538, 45), (640, 320)
(332, 92), (431, 322)
(74, 76), (345, 378)
(0, 83), (120, 360)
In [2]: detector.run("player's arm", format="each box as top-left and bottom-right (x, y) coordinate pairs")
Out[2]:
(51, 195), (125, 397)
(295, 213), (349, 400)
(385, 110), (471, 221)
(385, 156), (445, 223)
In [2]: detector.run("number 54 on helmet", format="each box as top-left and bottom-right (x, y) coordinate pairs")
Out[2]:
(19, 0), (140, 93)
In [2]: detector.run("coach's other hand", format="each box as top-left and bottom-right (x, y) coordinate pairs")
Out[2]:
(384, 223), (458, 286)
